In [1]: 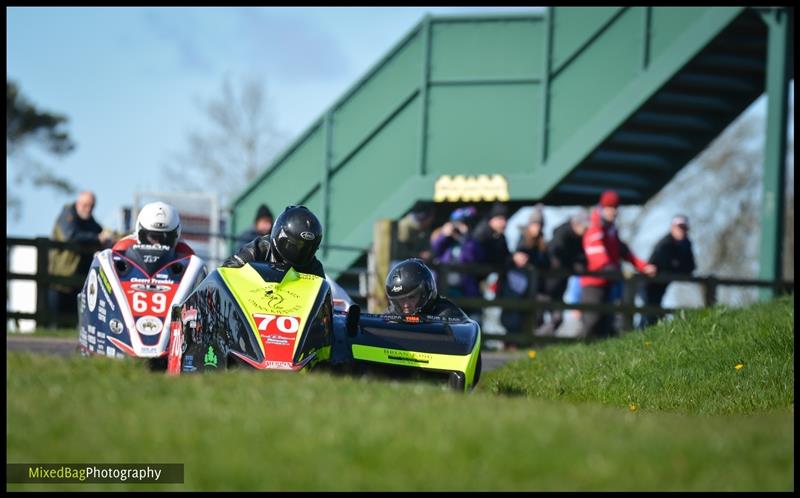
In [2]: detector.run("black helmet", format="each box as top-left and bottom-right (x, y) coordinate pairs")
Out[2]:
(385, 258), (437, 315)
(270, 205), (323, 268)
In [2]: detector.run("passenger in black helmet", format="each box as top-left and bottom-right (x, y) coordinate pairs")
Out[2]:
(385, 258), (468, 321)
(222, 205), (325, 278)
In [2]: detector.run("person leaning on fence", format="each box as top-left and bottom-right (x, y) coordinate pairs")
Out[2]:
(540, 209), (589, 335)
(639, 214), (696, 329)
(502, 204), (551, 333)
(468, 202), (512, 327)
(236, 203), (273, 251)
(580, 190), (656, 339)
(48, 191), (114, 317)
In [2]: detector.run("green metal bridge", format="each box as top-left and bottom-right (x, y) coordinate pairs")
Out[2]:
(230, 6), (793, 286)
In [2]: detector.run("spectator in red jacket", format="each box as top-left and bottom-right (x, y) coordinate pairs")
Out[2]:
(580, 190), (656, 339)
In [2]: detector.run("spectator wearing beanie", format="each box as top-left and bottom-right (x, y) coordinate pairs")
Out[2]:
(639, 214), (695, 329)
(580, 190), (656, 339)
(236, 203), (274, 251)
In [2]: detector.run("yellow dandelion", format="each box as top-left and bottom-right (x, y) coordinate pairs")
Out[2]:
(528, 350), (537, 359)
(629, 403), (638, 412)
(735, 363), (745, 370)
(644, 341), (652, 347)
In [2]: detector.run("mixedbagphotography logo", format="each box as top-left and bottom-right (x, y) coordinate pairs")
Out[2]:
(7, 464), (184, 484)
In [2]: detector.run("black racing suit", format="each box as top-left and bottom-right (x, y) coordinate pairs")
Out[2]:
(423, 296), (470, 321)
(222, 235), (326, 279)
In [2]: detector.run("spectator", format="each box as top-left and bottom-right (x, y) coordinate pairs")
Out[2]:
(640, 214), (696, 328)
(503, 204), (550, 332)
(396, 204), (435, 264)
(541, 209), (589, 334)
(430, 206), (480, 297)
(580, 190), (656, 339)
(48, 191), (112, 318)
(236, 204), (273, 250)
(470, 203), (512, 329)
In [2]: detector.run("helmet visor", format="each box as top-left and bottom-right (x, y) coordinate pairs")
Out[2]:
(388, 286), (428, 315)
(139, 228), (178, 247)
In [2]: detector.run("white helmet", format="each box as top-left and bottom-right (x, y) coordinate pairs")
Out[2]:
(136, 202), (181, 247)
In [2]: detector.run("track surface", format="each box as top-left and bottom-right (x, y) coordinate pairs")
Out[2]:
(6, 335), (525, 372)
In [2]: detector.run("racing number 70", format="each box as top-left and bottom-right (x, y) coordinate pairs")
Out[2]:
(132, 291), (167, 314)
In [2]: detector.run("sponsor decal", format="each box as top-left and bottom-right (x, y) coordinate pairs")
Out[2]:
(136, 316), (163, 336)
(204, 346), (218, 367)
(265, 361), (294, 370)
(434, 174), (509, 203)
(247, 286), (302, 313)
(299, 231), (316, 241)
(106, 348), (116, 359)
(140, 346), (159, 355)
(109, 319), (124, 335)
(87, 270), (99, 312)
(131, 283), (173, 292)
(181, 308), (198, 324)
(132, 243), (170, 251)
(383, 349), (432, 364)
(87, 334), (96, 345)
(98, 268), (113, 295)
(391, 285), (402, 293)
(183, 355), (196, 372)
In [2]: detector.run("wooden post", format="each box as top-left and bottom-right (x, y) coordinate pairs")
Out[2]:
(368, 219), (393, 313)
(704, 277), (717, 307)
(35, 237), (51, 328)
(621, 273), (636, 332)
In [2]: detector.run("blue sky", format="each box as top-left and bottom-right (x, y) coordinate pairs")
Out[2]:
(6, 6), (543, 237)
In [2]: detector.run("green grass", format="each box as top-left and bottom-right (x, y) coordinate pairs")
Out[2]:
(482, 294), (794, 416)
(6, 296), (794, 491)
(10, 327), (78, 338)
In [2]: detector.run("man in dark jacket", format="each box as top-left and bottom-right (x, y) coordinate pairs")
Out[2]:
(236, 204), (273, 251)
(541, 210), (589, 333)
(49, 191), (112, 317)
(640, 214), (696, 328)
(222, 205), (325, 279)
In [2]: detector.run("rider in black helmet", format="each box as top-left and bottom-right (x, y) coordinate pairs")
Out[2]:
(222, 205), (325, 278)
(385, 258), (467, 320)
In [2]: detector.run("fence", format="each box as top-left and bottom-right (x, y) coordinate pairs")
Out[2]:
(6, 236), (794, 339)
(428, 262), (794, 346)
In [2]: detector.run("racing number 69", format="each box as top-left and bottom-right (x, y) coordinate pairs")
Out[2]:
(132, 292), (167, 314)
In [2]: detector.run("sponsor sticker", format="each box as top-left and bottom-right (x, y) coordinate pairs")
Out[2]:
(265, 361), (294, 370)
(87, 270), (99, 312)
(181, 308), (198, 324)
(140, 346), (159, 355)
(99, 268), (113, 294)
(136, 316), (163, 336)
(109, 319), (124, 335)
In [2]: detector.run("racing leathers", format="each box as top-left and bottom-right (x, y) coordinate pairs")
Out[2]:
(223, 235), (326, 279)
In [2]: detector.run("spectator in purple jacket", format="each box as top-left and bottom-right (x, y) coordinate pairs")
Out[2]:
(431, 206), (482, 297)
